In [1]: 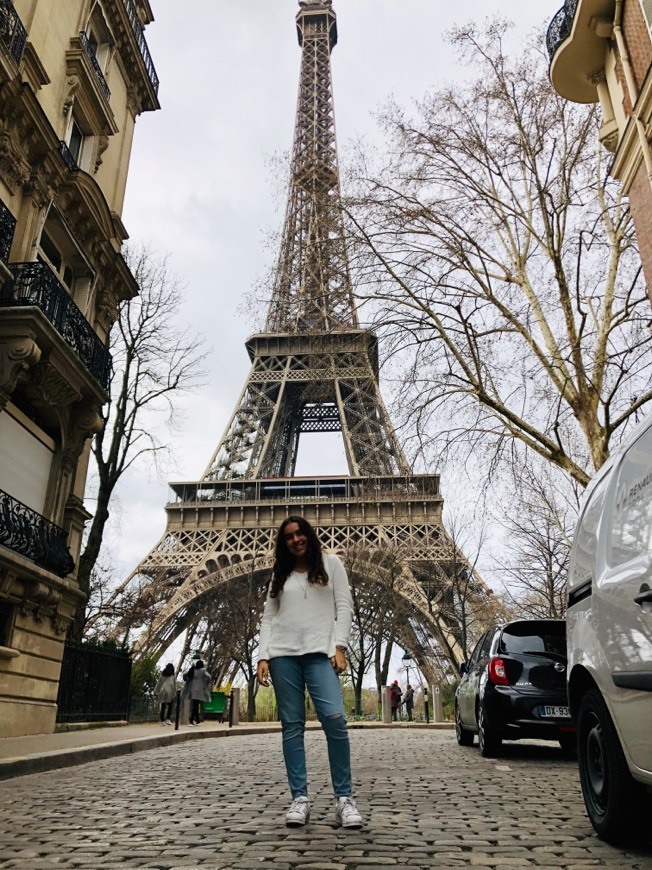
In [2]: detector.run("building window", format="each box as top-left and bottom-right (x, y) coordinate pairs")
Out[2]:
(37, 214), (94, 307)
(85, 2), (113, 73)
(65, 116), (92, 170)
(0, 601), (14, 648)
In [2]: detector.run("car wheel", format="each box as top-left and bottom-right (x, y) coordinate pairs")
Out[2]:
(558, 732), (577, 757)
(455, 701), (474, 746)
(577, 687), (650, 845)
(477, 705), (501, 757)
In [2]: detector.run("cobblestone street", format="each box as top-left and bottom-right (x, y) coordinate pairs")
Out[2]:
(1, 729), (650, 869)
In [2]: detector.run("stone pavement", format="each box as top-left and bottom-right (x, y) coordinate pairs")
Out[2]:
(0, 726), (650, 869)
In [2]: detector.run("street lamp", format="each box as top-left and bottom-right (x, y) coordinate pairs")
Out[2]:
(402, 651), (412, 687)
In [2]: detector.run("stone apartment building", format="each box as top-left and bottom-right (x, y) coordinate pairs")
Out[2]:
(0, 0), (159, 736)
(547, 0), (652, 299)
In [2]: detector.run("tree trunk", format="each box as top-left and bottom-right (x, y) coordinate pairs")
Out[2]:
(69, 488), (111, 640)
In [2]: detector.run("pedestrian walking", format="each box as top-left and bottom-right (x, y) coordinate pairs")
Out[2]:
(390, 680), (402, 721)
(404, 684), (414, 722)
(256, 515), (363, 829)
(154, 662), (176, 724)
(182, 659), (211, 725)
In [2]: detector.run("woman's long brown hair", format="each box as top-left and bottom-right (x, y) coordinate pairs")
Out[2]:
(269, 515), (328, 598)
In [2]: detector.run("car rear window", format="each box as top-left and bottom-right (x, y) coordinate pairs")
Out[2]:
(500, 623), (567, 657)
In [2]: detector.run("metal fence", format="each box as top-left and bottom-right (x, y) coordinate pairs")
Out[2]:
(56, 641), (132, 723)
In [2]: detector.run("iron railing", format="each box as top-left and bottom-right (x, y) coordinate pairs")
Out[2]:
(121, 0), (159, 95)
(0, 198), (16, 262)
(546, 0), (579, 60)
(0, 487), (75, 577)
(0, 0), (27, 65)
(169, 474), (441, 506)
(59, 140), (79, 173)
(79, 31), (111, 101)
(56, 641), (132, 723)
(1, 262), (112, 391)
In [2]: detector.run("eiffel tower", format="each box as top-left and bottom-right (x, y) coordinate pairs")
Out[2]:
(104, 0), (493, 683)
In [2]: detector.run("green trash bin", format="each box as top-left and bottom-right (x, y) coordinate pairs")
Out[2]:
(203, 691), (227, 723)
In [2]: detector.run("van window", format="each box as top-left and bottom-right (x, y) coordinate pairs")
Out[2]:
(609, 423), (652, 567)
(569, 474), (608, 589)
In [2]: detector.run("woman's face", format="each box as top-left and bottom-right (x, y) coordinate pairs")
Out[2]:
(283, 521), (308, 561)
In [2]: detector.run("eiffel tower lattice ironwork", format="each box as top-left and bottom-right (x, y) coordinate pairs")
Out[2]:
(103, 0), (494, 683)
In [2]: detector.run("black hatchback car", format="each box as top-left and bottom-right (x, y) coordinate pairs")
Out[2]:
(455, 619), (575, 757)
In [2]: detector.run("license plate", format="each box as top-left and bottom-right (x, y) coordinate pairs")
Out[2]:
(539, 705), (570, 718)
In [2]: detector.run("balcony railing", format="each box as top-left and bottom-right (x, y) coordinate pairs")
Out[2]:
(0, 0), (27, 65)
(59, 140), (79, 173)
(0, 262), (112, 391)
(79, 31), (111, 102)
(546, 0), (579, 60)
(0, 487), (75, 578)
(0, 198), (16, 262)
(121, 0), (159, 95)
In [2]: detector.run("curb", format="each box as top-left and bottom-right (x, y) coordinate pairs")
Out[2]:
(0, 721), (453, 780)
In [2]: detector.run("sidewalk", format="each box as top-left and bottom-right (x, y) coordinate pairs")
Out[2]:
(0, 719), (451, 780)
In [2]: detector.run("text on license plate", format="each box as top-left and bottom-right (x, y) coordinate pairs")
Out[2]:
(539, 705), (570, 718)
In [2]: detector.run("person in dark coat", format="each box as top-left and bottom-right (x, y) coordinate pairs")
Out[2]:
(154, 662), (176, 724)
(182, 659), (212, 725)
(390, 680), (402, 721)
(404, 684), (414, 721)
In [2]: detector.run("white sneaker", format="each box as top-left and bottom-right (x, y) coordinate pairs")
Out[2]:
(335, 796), (363, 828)
(285, 796), (310, 827)
(165, 720), (173, 725)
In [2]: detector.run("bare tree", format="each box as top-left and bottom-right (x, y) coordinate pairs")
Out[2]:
(200, 572), (268, 722)
(494, 459), (579, 619)
(347, 22), (652, 489)
(344, 547), (412, 715)
(71, 243), (209, 638)
(416, 517), (508, 666)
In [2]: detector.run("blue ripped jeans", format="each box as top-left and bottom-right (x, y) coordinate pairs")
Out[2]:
(269, 653), (352, 799)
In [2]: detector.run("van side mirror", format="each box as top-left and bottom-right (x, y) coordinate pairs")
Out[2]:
(459, 661), (468, 676)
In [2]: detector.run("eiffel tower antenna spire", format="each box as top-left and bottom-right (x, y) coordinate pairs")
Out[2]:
(266, 0), (357, 333)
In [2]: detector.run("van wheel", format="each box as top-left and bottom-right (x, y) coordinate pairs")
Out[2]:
(577, 688), (649, 844)
(477, 706), (501, 757)
(455, 701), (474, 746)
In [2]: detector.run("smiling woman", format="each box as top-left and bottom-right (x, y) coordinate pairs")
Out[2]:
(256, 515), (363, 828)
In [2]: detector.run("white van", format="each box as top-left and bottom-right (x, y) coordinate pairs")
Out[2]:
(567, 413), (652, 845)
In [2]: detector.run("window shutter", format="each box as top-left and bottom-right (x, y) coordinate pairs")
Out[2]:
(641, 0), (652, 27)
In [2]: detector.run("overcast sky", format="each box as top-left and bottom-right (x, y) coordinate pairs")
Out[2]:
(103, 0), (565, 585)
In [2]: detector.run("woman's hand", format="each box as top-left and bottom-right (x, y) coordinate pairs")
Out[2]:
(331, 648), (347, 675)
(257, 660), (270, 687)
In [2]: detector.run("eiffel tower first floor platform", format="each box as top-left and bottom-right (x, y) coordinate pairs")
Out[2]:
(107, 473), (496, 684)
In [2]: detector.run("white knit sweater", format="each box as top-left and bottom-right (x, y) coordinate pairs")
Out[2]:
(258, 553), (354, 661)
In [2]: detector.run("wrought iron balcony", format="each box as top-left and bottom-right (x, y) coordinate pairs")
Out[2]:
(547, 0), (579, 60)
(59, 140), (79, 173)
(0, 487), (75, 578)
(0, 198), (16, 263)
(121, 0), (159, 95)
(0, 0), (27, 65)
(79, 31), (111, 102)
(1, 262), (112, 391)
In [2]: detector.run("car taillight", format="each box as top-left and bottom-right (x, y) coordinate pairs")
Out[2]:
(488, 657), (509, 685)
